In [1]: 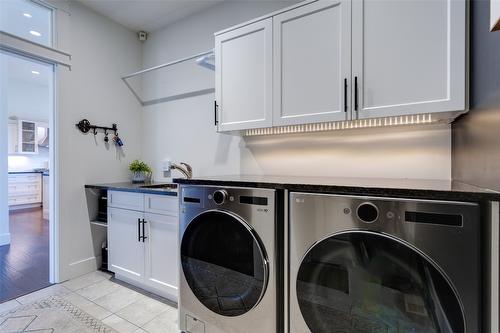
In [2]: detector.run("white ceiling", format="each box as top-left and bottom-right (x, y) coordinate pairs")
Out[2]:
(77, 0), (225, 32)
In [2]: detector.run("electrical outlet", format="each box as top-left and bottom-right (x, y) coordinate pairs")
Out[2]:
(162, 159), (172, 178)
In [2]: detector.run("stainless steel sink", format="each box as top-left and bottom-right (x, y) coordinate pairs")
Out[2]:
(139, 183), (178, 190)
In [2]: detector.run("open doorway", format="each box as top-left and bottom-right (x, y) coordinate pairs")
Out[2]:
(0, 50), (54, 302)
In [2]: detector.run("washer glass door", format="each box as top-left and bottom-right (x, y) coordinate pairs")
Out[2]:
(296, 231), (464, 333)
(181, 210), (268, 317)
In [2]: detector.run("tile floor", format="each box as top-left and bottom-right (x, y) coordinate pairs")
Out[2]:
(0, 270), (179, 333)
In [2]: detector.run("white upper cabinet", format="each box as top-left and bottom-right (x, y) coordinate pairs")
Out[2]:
(215, 18), (273, 131)
(273, 0), (351, 125)
(352, 0), (466, 119)
(214, 0), (467, 131)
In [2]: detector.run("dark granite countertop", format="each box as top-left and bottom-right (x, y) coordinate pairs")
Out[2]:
(8, 170), (44, 174)
(173, 175), (500, 202)
(85, 182), (178, 196)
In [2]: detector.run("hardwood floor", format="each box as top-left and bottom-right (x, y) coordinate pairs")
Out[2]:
(0, 207), (50, 303)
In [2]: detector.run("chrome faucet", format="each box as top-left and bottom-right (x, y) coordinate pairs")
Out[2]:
(170, 162), (193, 179)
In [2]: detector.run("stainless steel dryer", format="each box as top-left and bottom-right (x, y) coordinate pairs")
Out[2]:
(288, 192), (480, 333)
(179, 185), (278, 333)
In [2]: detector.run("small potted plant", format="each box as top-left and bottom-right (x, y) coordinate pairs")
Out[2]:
(129, 159), (152, 183)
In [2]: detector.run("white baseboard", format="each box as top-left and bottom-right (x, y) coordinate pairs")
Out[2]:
(66, 256), (97, 280)
(9, 203), (42, 211)
(0, 232), (11, 246)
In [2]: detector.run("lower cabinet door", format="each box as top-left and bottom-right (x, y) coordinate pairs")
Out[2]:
(108, 207), (145, 283)
(144, 212), (179, 300)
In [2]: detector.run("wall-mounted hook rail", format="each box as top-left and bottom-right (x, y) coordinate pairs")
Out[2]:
(76, 119), (118, 135)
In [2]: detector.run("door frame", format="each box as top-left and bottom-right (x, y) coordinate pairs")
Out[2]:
(0, 50), (60, 284)
(0, 0), (71, 284)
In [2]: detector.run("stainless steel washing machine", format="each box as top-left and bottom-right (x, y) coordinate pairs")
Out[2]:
(288, 192), (480, 333)
(179, 185), (278, 333)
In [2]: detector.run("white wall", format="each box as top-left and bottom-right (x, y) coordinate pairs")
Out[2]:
(142, 1), (452, 181)
(7, 80), (50, 122)
(8, 149), (49, 171)
(56, 2), (143, 281)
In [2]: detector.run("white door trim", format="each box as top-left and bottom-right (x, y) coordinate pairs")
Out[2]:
(0, 31), (71, 69)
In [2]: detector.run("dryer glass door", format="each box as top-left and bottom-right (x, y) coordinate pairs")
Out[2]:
(181, 210), (268, 317)
(296, 231), (464, 333)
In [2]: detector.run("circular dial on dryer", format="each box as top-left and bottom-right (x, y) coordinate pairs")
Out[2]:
(213, 190), (228, 205)
(356, 202), (379, 223)
(296, 231), (464, 333)
(181, 210), (269, 317)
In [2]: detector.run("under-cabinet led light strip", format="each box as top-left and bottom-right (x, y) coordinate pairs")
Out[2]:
(244, 114), (437, 136)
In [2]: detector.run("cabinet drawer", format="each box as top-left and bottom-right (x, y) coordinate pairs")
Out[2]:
(9, 194), (41, 205)
(8, 173), (41, 184)
(144, 194), (178, 216)
(8, 183), (41, 196)
(108, 191), (144, 211)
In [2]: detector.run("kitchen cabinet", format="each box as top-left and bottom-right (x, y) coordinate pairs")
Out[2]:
(18, 120), (38, 154)
(42, 174), (49, 219)
(352, 0), (466, 119)
(273, 0), (351, 125)
(214, 0), (467, 132)
(8, 173), (42, 208)
(215, 18), (273, 131)
(108, 191), (179, 301)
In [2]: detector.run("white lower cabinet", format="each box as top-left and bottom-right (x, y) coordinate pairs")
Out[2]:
(8, 173), (42, 208)
(144, 212), (178, 297)
(108, 191), (179, 301)
(108, 207), (145, 284)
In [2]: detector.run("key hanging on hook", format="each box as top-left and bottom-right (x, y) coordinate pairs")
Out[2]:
(113, 132), (124, 147)
(104, 130), (109, 143)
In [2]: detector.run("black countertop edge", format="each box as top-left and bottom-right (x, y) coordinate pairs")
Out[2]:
(8, 171), (44, 174)
(85, 183), (177, 197)
(173, 176), (500, 202)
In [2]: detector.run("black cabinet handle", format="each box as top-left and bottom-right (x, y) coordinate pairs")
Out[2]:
(344, 78), (348, 112)
(214, 101), (218, 126)
(141, 219), (148, 242)
(137, 218), (141, 242)
(354, 76), (359, 112)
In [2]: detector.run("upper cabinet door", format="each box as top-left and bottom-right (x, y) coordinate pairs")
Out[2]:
(273, 0), (352, 126)
(18, 120), (38, 154)
(352, 0), (466, 119)
(215, 18), (273, 131)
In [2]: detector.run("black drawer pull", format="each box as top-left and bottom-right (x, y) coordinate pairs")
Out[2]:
(344, 78), (348, 112)
(214, 101), (218, 126)
(141, 219), (148, 242)
(354, 76), (359, 112)
(137, 218), (141, 242)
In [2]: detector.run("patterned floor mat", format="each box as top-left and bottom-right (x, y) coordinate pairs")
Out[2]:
(0, 296), (118, 333)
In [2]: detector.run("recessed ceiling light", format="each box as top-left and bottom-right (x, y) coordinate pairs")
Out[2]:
(31, 70), (40, 75)
(29, 30), (41, 37)
(23, 13), (32, 18)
